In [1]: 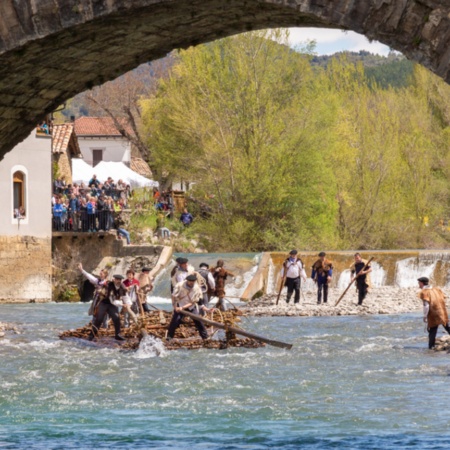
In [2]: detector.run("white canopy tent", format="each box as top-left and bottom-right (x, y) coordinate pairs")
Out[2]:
(71, 159), (158, 188)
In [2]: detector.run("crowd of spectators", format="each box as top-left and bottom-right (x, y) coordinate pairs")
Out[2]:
(52, 179), (195, 243)
(52, 174), (132, 242)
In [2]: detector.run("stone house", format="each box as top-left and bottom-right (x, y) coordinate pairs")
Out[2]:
(74, 117), (132, 167)
(0, 129), (52, 303)
(52, 123), (83, 183)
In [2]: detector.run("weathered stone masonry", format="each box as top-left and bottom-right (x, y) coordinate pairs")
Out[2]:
(0, 236), (52, 303)
(0, 0), (450, 161)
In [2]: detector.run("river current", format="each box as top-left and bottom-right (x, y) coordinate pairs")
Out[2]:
(1, 302), (450, 449)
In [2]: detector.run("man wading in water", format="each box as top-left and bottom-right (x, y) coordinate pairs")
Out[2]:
(417, 276), (450, 349)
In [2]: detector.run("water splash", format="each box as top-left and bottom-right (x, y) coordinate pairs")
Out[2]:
(134, 335), (167, 359)
(337, 261), (386, 289)
(395, 257), (436, 288)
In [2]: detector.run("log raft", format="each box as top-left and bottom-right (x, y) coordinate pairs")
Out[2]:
(59, 309), (276, 351)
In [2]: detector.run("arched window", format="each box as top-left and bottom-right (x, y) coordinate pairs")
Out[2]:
(13, 170), (26, 218)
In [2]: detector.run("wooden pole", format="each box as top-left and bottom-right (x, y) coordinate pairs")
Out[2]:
(335, 257), (375, 306)
(179, 310), (293, 350)
(275, 272), (287, 306)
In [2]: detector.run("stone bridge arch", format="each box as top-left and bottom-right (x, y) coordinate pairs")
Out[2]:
(1, 0), (449, 159)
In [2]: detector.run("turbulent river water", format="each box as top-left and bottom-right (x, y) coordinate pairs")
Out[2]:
(1, 302), (450, 449)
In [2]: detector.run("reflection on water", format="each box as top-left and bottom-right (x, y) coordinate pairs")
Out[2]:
(1, 304), (450, 448)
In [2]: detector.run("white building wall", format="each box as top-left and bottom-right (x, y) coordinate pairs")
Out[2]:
(78, 137), (131, 166)
(0, 132), (51, 238)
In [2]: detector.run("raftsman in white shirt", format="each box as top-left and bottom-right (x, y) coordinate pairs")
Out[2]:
(281, 258), (304, 279)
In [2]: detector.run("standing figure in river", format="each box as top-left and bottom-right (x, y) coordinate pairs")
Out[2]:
(211, 259), (235, 311)
(350, 253), (372, 306)
(417, 276), (450, 349)
(78, 263), (109, 327)
(89, 274), (127, 341)
(311, 252), (333, 305)
(167, 274), (210, 341)
(197, 262), (216, 314)
(137, 267), (153, 313)
(281, 250), (306, 304)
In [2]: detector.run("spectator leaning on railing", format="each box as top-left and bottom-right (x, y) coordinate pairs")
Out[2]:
(50, 174), (134, 234)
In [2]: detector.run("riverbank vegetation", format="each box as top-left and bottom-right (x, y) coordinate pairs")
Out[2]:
(63, 29), (450, 252)
(140, 30), (450, 251)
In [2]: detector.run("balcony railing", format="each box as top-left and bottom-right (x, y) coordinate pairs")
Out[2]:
(52, 210), (120, 232)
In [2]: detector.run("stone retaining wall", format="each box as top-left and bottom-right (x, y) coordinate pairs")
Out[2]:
(0, 236), (51, 303)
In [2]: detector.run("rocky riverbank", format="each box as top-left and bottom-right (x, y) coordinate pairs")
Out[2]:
(241, 286), (441, 317)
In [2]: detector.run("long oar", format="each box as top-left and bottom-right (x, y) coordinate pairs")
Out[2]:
(275, 271), (287, 305)
(335, 257), (375, 306)
(179, 310), (293, 350)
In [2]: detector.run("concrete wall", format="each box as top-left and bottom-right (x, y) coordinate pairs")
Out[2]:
(0, 132), (51, 238)
(78, 137), (131, 167)
(0, 131), (52, 302)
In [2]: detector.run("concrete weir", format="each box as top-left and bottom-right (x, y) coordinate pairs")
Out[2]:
(242, 250), (450, 300)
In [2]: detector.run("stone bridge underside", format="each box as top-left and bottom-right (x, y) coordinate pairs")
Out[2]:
(1, 0), (450, 159)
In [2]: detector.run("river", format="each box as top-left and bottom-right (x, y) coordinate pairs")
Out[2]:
(1, 301), (450, 449)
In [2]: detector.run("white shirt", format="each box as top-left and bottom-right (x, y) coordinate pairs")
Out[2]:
(172, 281), (202, 309)
(281, 258), (304, 279)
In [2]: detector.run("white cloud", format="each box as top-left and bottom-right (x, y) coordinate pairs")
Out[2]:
(287, 28), (391, 56)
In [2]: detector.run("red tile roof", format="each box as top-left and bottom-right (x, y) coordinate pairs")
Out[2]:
(74, 116), (131, 137)
(52, 123), (82, 156)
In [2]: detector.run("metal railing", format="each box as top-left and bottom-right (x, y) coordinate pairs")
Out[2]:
(52, 210), (119, 232)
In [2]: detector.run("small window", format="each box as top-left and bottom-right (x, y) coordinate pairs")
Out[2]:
(13, 171), (26, 218)
(92, 149), (103, 167)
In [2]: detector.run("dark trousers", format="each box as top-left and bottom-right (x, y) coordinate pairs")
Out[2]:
(317, 282), (328, 304)
(286, 277), (301, 304)
(428, 323), (450, 349)
(91, 302), (121, 337)
(357, 284), (368, 305)
(167, 309), (208, 339)
(200, 293), (209, 316)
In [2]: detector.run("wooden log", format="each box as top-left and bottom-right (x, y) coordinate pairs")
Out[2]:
(179, 310), (293, 350)
(335, 256), (375, 306)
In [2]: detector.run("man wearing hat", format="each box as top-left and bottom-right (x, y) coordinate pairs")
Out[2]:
(211, 260), (235, 311)
(167, 274), (210, 341)
(350, 253), (372, 306)
(417, 276), (450, 349)
(89, 274), (127, 341)
(171, 257), (194, 291)
(311, 252), (333, 304)
(280, 250), (307, 304)
(198, 263), (216, 314)
(138, 267), (153, 313)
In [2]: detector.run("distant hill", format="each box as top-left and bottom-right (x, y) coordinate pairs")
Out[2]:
(311, 50), (414, 89)
(58, 49), (414, 121)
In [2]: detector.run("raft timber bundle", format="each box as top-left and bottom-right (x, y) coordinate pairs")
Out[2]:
(59, 309), (292, 351)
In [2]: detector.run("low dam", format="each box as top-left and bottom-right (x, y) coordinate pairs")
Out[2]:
(243, 250), (450, 299)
